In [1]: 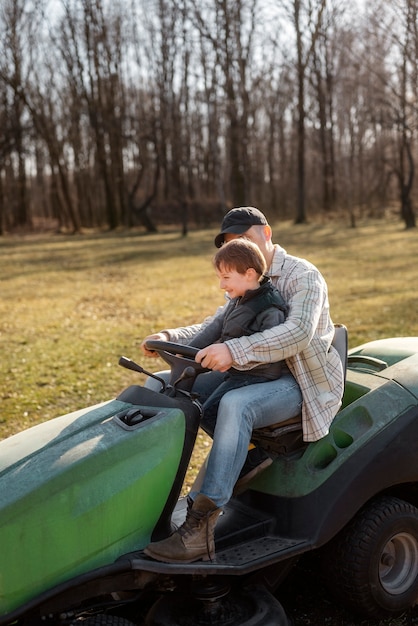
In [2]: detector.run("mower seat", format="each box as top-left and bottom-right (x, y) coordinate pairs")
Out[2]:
(251, 324), (348, 456)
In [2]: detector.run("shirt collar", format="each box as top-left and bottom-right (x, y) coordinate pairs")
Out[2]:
(267, 244), (286, 278)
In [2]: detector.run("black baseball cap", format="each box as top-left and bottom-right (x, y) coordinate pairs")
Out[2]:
(214, 207), (268, 248)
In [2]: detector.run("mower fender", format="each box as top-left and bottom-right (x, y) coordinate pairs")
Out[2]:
(0, 399), (185, 616)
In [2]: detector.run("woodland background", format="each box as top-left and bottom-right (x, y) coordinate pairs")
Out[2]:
(0, 0), (417, 235)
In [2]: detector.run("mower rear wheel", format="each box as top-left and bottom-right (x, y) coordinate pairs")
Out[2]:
(322, 495), (418, 619)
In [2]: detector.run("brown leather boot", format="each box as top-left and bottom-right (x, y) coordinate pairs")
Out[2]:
(144, 494), (221, 563)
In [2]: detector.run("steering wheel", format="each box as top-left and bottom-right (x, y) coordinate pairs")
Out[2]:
(144, 340), (209, 393)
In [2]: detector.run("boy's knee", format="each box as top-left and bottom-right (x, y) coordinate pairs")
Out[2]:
(218, 390), (247, 416)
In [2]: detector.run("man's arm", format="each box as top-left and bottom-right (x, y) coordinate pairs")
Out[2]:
(226, 267), (328, 366)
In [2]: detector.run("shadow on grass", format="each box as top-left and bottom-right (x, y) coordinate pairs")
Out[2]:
(0, 229), (217, 281)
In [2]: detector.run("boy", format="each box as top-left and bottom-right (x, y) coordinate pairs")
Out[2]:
(189, 238), (288, 434)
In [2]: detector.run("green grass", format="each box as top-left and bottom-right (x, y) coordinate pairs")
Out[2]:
(1, 218), (418, 625)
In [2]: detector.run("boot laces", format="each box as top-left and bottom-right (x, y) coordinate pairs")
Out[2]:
(178, 507), (207, 537)
(178, 507), (214, 561)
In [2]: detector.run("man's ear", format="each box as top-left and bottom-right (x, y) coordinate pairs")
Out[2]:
(263, 225), (272, 241)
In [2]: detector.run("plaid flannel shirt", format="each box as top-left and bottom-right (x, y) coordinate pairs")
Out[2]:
(164, 245), (344, 442)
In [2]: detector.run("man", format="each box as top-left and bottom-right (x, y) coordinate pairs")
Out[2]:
(142, 207), (344, 564)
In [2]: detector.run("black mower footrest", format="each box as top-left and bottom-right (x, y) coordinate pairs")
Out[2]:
(215, 536), (303, 566)
(125, 535), (307, 576)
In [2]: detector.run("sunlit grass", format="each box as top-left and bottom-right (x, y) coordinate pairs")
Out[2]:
(1, 218), (417, 442)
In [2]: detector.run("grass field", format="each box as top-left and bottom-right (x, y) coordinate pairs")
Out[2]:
(1, 217), (418, 625)
(1, 217), (417, 439)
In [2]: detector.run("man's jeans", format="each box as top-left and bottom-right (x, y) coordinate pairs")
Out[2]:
(145, 370), (303, 507)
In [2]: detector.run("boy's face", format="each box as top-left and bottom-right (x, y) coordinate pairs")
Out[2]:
(216, 264), (259, 299)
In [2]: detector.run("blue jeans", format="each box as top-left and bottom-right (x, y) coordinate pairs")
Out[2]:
(200, 371), (275, 437)
(145, 370), (303, 507)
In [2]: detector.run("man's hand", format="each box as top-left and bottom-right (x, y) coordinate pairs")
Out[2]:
(196, 343), (233, 372)
(140, 332), (168, 357)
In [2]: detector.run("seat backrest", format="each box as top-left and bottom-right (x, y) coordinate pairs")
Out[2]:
(250, 323), (349, 456)
(332, 324), (348, 381)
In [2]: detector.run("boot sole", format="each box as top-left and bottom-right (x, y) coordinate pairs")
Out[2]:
(143, 547), (213, 564)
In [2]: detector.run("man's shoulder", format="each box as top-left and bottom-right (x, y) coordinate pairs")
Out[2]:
(271, 245), (318, 273)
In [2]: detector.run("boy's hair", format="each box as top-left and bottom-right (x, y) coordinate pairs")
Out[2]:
(213, 238), (267, 277)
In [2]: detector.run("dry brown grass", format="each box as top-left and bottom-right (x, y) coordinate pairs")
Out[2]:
(1, 218), (417, 490)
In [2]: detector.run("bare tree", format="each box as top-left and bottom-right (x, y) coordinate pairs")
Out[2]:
(309, 4), (344, 213)
(0, 0), (35, 229)
(362, 0), (416, 228)
(189, 0), (260, 206)
(392, 0), (416, 228)
(284, 0), (327, 223)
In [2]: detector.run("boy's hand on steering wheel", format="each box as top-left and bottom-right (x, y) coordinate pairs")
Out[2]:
(196, 344), (233, 372)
